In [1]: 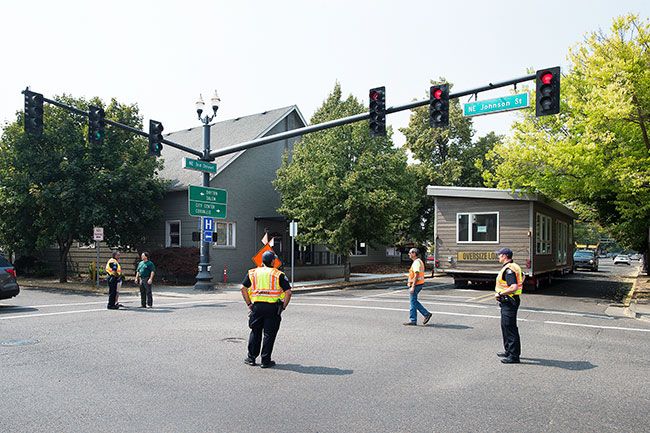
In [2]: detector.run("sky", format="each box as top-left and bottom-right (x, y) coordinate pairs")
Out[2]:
(1, 0), (649, 147)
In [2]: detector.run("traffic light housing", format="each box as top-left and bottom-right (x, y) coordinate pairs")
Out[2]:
(148, 120), (164, 157)
(429, 84), (449, 128)
(535, 67), (560, 116)
(88, 106), (105, 144)
(369, 86), (386, 137)
(24, 90), (44, 136)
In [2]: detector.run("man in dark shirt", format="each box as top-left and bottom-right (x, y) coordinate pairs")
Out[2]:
(494, 248), (523, 364)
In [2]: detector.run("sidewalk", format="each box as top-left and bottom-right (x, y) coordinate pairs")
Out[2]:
(624, 268), (650, 323)
(18, 272), (411, 297)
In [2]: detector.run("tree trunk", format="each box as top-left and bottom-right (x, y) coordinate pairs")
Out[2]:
(58, 242), (71, 283)
(342, 255), (351, 282)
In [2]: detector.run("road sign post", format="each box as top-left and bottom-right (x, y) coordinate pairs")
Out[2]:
(93, 227), (104, 289)
(289, 220), (298, 287)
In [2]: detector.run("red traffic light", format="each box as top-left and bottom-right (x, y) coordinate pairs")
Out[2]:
(541, 72), (553, 85)
(370, 90), (381, 101)
(432, 88), (443, 99)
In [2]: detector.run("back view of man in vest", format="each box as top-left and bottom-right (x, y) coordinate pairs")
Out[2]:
(241, 251), (292, 368)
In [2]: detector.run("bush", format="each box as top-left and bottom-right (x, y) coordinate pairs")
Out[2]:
(14, 255), (54, 276)
(146, 247), (199, 285)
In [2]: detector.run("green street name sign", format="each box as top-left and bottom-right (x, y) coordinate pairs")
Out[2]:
(463, 92), (529, 117)
(182, 158), (217, 173)
(188, 185), (227, 219)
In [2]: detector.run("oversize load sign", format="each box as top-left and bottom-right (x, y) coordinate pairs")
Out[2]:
(457, 252), (497, 261)
(188, 185), (227, 219)
(463, 93), (529, 117)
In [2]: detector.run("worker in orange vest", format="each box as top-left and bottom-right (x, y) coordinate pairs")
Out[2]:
(404, 248), (432, 326)
(241, 251), (292, 368)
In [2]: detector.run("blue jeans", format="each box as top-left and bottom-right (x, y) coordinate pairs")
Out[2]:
(409, 284), (430, 323)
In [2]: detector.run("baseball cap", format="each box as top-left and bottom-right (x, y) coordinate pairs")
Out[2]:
(495, 248), (513, 256)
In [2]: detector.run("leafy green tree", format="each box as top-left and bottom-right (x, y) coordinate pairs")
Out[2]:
(399, 81), (502, 247)
(275, 84), (416, 280)
(0, 95), (167, 282)
(484, 14), (650, 253)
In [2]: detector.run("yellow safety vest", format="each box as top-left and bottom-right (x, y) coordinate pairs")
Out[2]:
(105, 258), (122, 277)
(248, 267), (286, 303)
(495, 262), (523, 296)
(408, 258), (425, 285)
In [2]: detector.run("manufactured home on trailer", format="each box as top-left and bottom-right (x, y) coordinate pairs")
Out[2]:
(429, 186), (576, 289)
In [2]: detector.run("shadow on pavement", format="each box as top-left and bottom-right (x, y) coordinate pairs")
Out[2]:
(0, 305), (39, 314)
(273, 363), (353, 375)
(430, 323), (473, 330)
(519, 357), (597, 371)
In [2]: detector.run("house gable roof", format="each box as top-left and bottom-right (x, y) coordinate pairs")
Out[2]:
(426, 185), (577, 219)
(158, 105), (306, 190)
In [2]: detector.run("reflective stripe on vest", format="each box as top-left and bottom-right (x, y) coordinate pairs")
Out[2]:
(105, 258), (122, 276)
(408, 258), (426, 285)
(495, 262), (523, 295)
(248, 267), (285, 303)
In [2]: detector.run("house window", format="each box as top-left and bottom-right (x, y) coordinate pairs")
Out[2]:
(351, 240), (367, 256)
(166, 220), (181, 247)
(535, 213), (552, 255)
(215, 221), (236, 247)
(556, 221), (568, 264)
(457, 212), (499, 243)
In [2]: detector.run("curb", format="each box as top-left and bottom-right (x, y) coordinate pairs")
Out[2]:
(623, 270), (650, 321)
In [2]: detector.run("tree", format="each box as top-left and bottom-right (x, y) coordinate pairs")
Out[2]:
(0, 95), (168, 282)
(274, 84), (416, 281)
(484, 14), (650, 253)
(399, 81), (502, 246)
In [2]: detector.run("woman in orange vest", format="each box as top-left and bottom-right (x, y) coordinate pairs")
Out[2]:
(404, 248), (432, 326)
(241, 251), (292, 368)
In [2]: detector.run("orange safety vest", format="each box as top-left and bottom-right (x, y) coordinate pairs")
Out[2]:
(495, 262), (523, 296)
(408, 258), (425, 285)
(248, 267), (286, 303)
(105, 258), (122, 277)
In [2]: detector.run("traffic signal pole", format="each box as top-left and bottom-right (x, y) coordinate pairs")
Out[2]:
(208, 72), (537, 159)
(23, 90), (203, 157)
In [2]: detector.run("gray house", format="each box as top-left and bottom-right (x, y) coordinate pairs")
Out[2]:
(149, 106), (306, 281)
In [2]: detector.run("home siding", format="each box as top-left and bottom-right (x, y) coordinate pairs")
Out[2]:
(435, 197), (531, 274)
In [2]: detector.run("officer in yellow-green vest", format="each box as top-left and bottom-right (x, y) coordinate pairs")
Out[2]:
(241, 251), (292, 369)
(494, 248), (523, 364)
(105, 250), (123, 310)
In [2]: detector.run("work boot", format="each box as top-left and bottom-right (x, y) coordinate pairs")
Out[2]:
(423, 313), (433, 325)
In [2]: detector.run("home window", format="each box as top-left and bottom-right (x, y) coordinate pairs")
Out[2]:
(351, 240), (367, 256)
(535, 213), (552, 255)
(556, 221), (568, 264)
(215, 221), (236, 247)
(457, 212), (499, 243)
(166, 220), (181, 247)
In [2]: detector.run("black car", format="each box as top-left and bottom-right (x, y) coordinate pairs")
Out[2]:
(0, 253), (20, 300)
(573, 250), (599, 272)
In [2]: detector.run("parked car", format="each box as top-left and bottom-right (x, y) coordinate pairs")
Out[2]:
(613, 255), (631, 265)
(573, 250), (599, 271)
(0, 253), (20, 300)
(629, 253), (641, 260)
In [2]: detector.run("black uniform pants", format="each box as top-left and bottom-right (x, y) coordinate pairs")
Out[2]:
(139, 281), (153, 307)
(500, 295), (521, 359)
(247, 302), (282, 365)
(107, 276), (119, 308)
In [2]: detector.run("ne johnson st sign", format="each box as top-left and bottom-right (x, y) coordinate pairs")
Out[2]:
(463, 92), (529, 117)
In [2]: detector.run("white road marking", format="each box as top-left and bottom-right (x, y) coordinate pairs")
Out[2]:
(0, 299), (233, 321)
(291, 302), (650, 333)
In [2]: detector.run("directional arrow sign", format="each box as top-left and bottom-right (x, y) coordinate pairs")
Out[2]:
(188, 185), (227, 219)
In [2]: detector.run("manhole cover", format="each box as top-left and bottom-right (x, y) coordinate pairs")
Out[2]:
(0, 338), (39, 347)
(221, 337), (245, 343)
